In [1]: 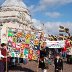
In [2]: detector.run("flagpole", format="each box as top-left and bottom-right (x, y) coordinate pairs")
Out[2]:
(37, 23), (44, 72)
(6, 27), (8, 72)
(37, 32), (42, 72)
(6, 48), (8, 72)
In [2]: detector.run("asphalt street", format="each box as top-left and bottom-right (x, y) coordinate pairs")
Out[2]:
(9, 61), (72, 72)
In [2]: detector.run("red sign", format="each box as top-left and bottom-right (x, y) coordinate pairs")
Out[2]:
(28, 54), (33, 60)
(24, 44), (29, 48)
(12, 42), (16, 48)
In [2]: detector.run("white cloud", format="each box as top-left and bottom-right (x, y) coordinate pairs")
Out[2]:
(39, 0), (72, 10)
(32, 19), (72, 35)
(29, 0), (72, 13)
(44, 22), (72, 35)
(45, 12), (61, 18)
(28, 5), (36, 13)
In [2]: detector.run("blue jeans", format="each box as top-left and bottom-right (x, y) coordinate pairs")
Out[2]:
(62, 52), (66, 58)
(0, 61), (4, 72)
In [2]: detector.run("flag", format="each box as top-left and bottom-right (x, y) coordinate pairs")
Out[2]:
(59, 26), (64, 29)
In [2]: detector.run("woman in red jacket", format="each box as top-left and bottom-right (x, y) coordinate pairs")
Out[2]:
(0, 44), (7, 72)
(1, 43), (10, 72)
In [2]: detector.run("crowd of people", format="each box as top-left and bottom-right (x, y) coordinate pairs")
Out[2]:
(0, 41), (72, 72)
(38, 42), (64, 72)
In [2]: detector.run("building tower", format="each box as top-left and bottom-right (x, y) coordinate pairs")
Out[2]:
(0, 0), (32, 41)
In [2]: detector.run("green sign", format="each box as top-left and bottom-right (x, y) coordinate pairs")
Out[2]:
(24, 49), (29, 55)
(25, 38), (30, 44)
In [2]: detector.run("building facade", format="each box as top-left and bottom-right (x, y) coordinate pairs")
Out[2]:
(0, 0), (32, 42)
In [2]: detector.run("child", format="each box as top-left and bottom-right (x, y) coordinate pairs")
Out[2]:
(54, 54), (63, 72)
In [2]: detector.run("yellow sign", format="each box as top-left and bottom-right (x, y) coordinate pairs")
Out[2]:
(29, 49), (33, 54)
(20, 43), (25, 49)
(25, 33), (31, 39)
(34, 40), (39, 45)
(32, 54), (37, 60)
(17, 32), (23, 37)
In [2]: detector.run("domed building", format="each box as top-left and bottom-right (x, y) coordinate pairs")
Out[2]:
(0, 0), (32, 43)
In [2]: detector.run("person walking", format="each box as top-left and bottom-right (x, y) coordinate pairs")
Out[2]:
(38, 42), (49, 72)
(0, 44), (6, 72)
(1, 43), (10, 72)
(54, 54), (63, 72)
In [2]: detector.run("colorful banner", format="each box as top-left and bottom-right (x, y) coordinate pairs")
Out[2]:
(46, 40), (65, 48)
(7, 28), (41, 60)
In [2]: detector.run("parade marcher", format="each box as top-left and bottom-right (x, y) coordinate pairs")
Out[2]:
(1, 43), (10, 72)
(54, 54), (63, 72)
(38, 42), (49, 72)
(62, 46), (67, 59)
(0, 44), (5, 72)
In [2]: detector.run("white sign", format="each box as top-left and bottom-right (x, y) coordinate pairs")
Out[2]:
(1, 24), (7, 43)
(46, 40), (65, 48)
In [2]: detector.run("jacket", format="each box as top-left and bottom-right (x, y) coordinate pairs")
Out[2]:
(54, 58), (63, 70)
(1, 49), (10, 62)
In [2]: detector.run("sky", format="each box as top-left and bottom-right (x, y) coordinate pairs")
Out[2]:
(0, 0), (72, 35)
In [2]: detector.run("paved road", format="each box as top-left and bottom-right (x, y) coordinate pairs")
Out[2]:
(9, 61), (72, 72)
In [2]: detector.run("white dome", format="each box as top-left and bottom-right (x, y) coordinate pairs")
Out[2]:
(1, 0), (27, 8)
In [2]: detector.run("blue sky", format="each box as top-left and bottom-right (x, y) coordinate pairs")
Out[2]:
(24, 0), (72, 22)
(0, 0), (72, 34)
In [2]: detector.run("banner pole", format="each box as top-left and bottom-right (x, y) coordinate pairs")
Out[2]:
(6, 49), (8, 72)
(6, 27), (8, 72)
(37, 33), (42, 72)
